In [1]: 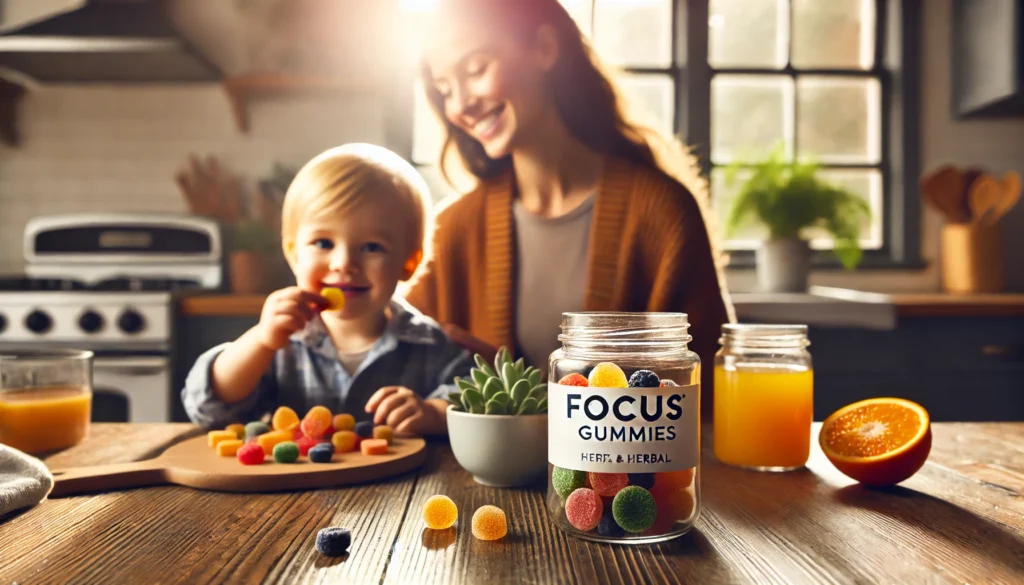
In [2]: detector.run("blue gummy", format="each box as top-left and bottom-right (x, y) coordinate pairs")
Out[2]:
(597, 509), (624, 537)
(315, 527), (351, 556)
(354, 420), (374, 438)
(627, 370), (660, 388)
(308, 443), (335, 463)
(628, 473), (655, 489)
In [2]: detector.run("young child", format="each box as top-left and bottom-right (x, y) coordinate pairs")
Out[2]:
(181, 144), (473, 435)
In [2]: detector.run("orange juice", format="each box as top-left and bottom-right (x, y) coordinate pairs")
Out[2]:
(714, 365), (813, 470)
(0, 387), (91, 454)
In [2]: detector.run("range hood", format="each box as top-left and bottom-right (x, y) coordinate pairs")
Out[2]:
(0, 0), (221, 83)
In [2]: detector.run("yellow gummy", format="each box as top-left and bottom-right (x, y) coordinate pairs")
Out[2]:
(271, 406), (300, 432)
(216, 439), (244, 457)
(257, 430), (293, 455)
(333, 413), (356, 432)
(208, 430), (237, 448)
(588, 362), (628, 388)
(471, 505), (507, 540)
(373, 425), (394, 444)
(423, 495), (458, 530)
(225, 423), (246, 440)
(331, 430), (358, 453)
(321, 287), (346, 311)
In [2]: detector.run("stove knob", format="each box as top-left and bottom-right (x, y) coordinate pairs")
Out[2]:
(79, 310), (105, 334)
(25, 310), (52, 334)
(0, 313), (6, 334)
(118, 309), (145, 334)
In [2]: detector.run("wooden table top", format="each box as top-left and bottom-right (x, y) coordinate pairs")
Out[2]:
(1, 423), (1022, 584)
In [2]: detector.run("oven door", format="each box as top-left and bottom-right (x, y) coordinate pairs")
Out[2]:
(92, 356), (171, 423)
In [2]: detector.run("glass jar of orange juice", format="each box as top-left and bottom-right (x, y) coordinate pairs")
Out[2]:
(713, 324), (812, 471)
(0, 350), (93, 454)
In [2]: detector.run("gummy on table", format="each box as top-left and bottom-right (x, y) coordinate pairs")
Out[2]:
(471, 505), (508, 541)
(271, 406), (300, 432)
(331, 430), (358, 453)
(315, 527), (351, 556)
(333, 413), (356, 432)
(301, 406), (333, 439)
(422, 495), (458, 530)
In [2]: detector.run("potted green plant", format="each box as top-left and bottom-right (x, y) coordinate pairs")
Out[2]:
(446, 347), (548, 487)
(724, 146), (871, 292)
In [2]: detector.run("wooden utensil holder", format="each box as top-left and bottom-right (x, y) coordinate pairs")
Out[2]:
(940, 223), (1004, 293)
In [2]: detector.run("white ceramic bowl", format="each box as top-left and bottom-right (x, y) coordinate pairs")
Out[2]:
(447, 406), (548, 487)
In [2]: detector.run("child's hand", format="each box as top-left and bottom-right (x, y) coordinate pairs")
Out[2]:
(365, 387), (446, 435)
(256, 287), (328, 351)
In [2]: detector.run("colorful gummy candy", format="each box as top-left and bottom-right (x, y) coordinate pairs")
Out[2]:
(207, 430), (236, 448)
(273, 441), (300, 463)
(422, 495), (458, 530)
(471, 505), (507, 540)
(588, 472), (629, 497)
(612, 486), (657, 533)
(360, 438), (388, 455)
(258, 430), (293, 455)
(652, 468), (695, 494)
(627, 370), (660, 388)
(308, 443), (335, 463)
(320, 287), (346, 311)
(552, 466), (587, 499)
(237, 442), (265, 465)
(301, 406), (333, 439)
(216, 439), (244, 457)
(588, 362), (628, 388)
(272, 406), (300, 432)
(315, 527), (351, 556)
(597, 508), (624, 537)
(225, 423), (246, 440)
(372, 425), (393, 444)
(627, 473), (656, 490)
(296, 436), (319, 457)
(333, 413), (356, 432)
(331, 430), (358, 453)
(244, 421), (270, 441)
(558, 373), (589, 387)
(565, 488), (603, 531)
(354, 420), (374, 438)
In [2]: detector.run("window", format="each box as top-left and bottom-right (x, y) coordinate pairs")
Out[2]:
(406, 0), (920, 267)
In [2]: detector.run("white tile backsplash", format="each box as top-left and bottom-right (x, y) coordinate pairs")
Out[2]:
(0, 84), (387, 273)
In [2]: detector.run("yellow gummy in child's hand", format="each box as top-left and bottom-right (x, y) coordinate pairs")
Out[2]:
(321, 287), (345, 311)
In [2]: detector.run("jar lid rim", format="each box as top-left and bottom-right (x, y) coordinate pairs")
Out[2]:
(722, 324), (807, 336)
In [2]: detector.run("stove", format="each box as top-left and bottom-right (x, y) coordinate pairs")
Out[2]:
(0, 213), (223, 422)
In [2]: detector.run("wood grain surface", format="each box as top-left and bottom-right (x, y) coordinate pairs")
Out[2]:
(1, 423), (1021, 584)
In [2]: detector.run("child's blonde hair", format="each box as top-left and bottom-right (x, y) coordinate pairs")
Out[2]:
(281, 144), (432, 264)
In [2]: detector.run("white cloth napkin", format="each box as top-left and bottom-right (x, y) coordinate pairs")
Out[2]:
(0, 444), (54, 517)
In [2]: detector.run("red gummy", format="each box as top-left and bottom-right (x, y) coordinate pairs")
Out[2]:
(292, 427), (304, 440)
(558, 373), (588, 387)
(296, 436), (319, 456)
(588, 472), (629, 497)
(323, 425), (336, 438)
(237, 443), (265, 465)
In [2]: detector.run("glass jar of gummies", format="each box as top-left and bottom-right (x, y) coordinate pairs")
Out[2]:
(546, 312), (700, 544)
(713, 324), (813, 471)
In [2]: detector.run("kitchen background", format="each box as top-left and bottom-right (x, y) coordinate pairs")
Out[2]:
(0, 0), (1022, 423)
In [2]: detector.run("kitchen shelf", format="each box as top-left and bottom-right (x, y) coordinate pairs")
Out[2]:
(0, 78), (26, 147)
(222, 73), (358, 133)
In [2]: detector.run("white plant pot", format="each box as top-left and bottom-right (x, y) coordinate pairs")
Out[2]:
(447, 406), (548, 487)
(756, 237), (811, 292)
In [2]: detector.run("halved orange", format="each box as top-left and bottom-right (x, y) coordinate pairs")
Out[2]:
(819, 397), (931, 486)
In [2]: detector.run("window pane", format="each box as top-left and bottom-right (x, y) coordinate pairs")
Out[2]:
(711, 74), (793, 164)
(616, 73), (675, 138)
(559, 0), (594, 37)
(412, 80), (445, 166)
(791, 0), (875, 69)
(593, 0), (672, 67)
(713, 167), (883, 250)
(797, 76), (880, 164)
(708, 0), (786, 69)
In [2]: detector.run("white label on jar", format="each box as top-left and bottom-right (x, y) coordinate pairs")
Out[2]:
(547, 382), (699, 473)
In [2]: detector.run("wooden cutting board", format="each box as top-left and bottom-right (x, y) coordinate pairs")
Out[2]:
(47, 435), (427, 497)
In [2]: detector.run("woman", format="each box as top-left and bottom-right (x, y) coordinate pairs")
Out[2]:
(404, 0), (734, 417)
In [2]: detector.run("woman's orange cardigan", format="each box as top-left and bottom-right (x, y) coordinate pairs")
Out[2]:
(404, 156), (734, 418)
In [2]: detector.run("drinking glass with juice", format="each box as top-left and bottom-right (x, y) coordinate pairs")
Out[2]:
(0, 350), (93, 454)
(713, 325), (813, 471)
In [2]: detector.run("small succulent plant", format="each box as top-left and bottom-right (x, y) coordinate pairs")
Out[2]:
(448, 347), (547, 415)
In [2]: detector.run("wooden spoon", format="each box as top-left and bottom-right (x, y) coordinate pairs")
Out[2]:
(984, 171), (1022, 225)
(968, 174), (1003, 224)
(920, 166), (969, 223)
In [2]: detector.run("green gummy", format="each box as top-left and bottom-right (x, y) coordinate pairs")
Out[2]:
(612, 486), (657, 533)
(273, 441), (300, 463)
(244, 421), (270, 441)
(552, 467), (587, 499)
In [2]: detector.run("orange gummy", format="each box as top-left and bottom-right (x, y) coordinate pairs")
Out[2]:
(225, 424), (246, 440)
(373, 425), (393, 444)
(216, 439), (244, 457)
(333, 413), (356, 432)
(588, 362), (628, 388)
(471, 505), (507, 540)
(332, 430), (358, 453)
(422, 495), (458, 530)
(207, 430), (237, 448)
(271, 407), (300, 432)
(360, 438), (388, 455)
(301, 406), (333, 438)
(257, 430), (293, 455)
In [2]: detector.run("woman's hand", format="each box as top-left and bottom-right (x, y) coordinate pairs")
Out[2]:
(364, 387), (447, 435)
(255, 287), (328, 351)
